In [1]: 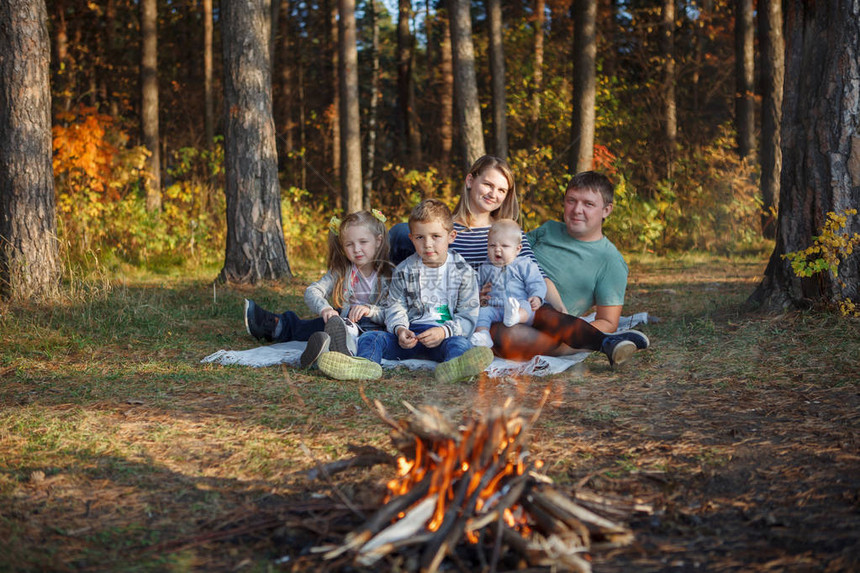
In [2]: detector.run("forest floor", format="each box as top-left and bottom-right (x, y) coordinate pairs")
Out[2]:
(1, 253), (858, 572)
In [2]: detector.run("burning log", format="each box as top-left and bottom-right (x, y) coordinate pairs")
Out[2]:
(320, 390), (636, 572)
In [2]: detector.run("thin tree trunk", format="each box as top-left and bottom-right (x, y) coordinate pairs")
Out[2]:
(363, 0), (380, 210)
(0, 0), (60, 299)
(734, 0), (755, 158)
(570, 0), (596, 174)
(339, 0), (362, 213)
(330, 0), (341, 192)
(398, 0), (420, 164)
(749, 0), (860, 311)
(487, 0), (508, 159)
(438, 7), (454, 173)
(449, 0), (486, 168)
(204, 0), (215, 147)
(530, 0), (545, 148)
(660, 0), (676, 177)
(220, 0), (291, 284)
(758, 0), (783, 239)
(140, 0), (161, 212)
(278, 0), (295, 174)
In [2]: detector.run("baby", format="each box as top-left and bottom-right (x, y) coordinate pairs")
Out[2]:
(471, 219), (547, 347)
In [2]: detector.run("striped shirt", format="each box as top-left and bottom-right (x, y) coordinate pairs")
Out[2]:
(452, 222), (545, 276)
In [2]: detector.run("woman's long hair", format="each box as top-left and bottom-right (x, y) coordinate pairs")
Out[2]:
(327, 210), (391, 308)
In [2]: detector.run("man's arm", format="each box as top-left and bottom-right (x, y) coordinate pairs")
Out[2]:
(543, 278), (568, 313)
(590, 304), (622, 333)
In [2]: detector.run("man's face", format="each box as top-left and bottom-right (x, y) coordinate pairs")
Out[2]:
(487, 231), (521, 266)
(409, 220), (456, 267)
(563, 187), (613, 241)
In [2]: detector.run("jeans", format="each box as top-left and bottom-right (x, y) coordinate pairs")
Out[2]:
(274, 312), (382, 342)
(357, 323), (471, 364)
(388, 222), (415, 266)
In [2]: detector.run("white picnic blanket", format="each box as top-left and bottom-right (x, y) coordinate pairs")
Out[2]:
(201, 312), (650, 378)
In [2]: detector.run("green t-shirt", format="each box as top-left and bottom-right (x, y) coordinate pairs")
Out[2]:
(527, 220), (628, 316)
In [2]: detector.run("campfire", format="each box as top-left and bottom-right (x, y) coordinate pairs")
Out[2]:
(316, 388), (636, 572)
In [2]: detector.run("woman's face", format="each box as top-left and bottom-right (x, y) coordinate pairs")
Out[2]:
(466, 167), (510, 217)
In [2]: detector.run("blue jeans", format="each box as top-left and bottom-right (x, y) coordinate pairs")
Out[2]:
(357, 323), (472, 364)
(388, 222), (415, 266)
(274, 312), (381, 342)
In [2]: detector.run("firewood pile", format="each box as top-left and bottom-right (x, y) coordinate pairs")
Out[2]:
(315, 391), (637, 573)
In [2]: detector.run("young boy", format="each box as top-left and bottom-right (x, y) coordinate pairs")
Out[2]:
(470, 219), (548, 348)
(317, 198), (493, 383)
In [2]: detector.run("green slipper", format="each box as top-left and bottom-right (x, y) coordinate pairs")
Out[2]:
(434, 346), (494, 384)
(317, 351), (382, 381)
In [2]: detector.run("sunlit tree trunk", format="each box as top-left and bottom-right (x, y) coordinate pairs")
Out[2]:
(220, 0), (291, 284)
(363, 0), (380, 210)
(734, 0), (755, 158)
(660, 0), (676, 177)
(570, 0), (596, 173)
(530, 0), (545, 148)
(339, 0), (362, 214)
(487, 0), (508, 159)
(749, 0), (859, 311)
(398, 0), (421, 164)
(438, 7), (454, 173)
(328, 0), (341, 201)
(0, 0), (60, 299)
(449, 0), (486, 168)
(758, 0), (783, 239)
(204, 0), (215, 147)
(140, 0), (161, 212)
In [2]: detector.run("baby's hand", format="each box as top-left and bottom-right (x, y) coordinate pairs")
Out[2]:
(320, 308), (339, 322)
(528, 296), (542, 310)
(348, 305), (370, 322)
(397, 327), (417, 349)
(416, 326), (446, 348)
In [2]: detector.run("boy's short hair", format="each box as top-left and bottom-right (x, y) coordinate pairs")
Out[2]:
(488, 218), (522, 242)
(566, 171), (615, 205)
(408, 198), (454, 233)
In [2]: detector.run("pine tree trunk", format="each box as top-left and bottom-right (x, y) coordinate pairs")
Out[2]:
(734, 0), (755, 158)
(278, 0), (295, 177)
(530, 0), (545, 149)
(363, 0), (380, 210)
(204, 0), (215, 147)
(329, 0), (341, 193)
(749, 0), (860, 311)
(0, 0), (60, 299)
(487, 0), (508, 159)
(438, 7), (454, 173)
(660, 0), (676, 177)
(140, 0), (161, 212)
(220, 0), (291, 284)
(398, 0), (421, 165)
(339, 0), (362, 214)
(570, 0), (596, 174)
(758, 0), (783, 239)
(449, 0), (486, 168)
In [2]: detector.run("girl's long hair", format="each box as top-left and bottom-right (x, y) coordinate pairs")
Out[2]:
(452, 155), (519, 226)
(327, 210), (391, 308)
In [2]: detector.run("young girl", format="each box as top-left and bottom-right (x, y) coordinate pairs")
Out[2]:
(244, 210), (391, 368)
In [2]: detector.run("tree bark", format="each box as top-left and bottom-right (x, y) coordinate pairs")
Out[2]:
(530, 0), (545, 148)
(278, 0), (295, 172)
(398, 0), (421, 164)
(749, 0), (860, 311)
(329, 0), (341, 191)
(140, 0), (161, 212)
(339, 0), (362, 213)
(220, 0), (291, 284)
(204, 0), (215, 147)
(570, 0), (596, 174)
(734, 0), (755, 158)
(660, 0), (677, 177)
(487, 0), (508, 159)
(449, 0), (486, 168)
(438, 7), (454, 173)
(758, 0), (783, 239)
(0, 0), (60, 299)
(363, 0), (380, 210)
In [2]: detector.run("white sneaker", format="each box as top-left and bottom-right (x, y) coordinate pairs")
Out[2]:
(503, 297), (521, 327)
(325, 316), (359, 356)
(470, 330), (494, 348)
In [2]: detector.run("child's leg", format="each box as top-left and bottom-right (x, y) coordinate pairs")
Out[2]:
(274, 312), (326, 342)
(434, 337), (493, 383)
(356, 330), (405, 363)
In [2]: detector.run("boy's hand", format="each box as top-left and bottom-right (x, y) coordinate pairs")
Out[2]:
(397, 327), (418, 349)
(479, 282), (492, 307)
(348, 305), (370, 322)
(416, 326), (446, 348)
(528, 296), (542, 310)
(320, 308), (338, 322)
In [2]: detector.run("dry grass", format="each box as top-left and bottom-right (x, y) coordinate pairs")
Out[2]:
(1, 254), (858, 571)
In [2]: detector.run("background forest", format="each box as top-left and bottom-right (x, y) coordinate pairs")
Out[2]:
(48, 0), (768, 272)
